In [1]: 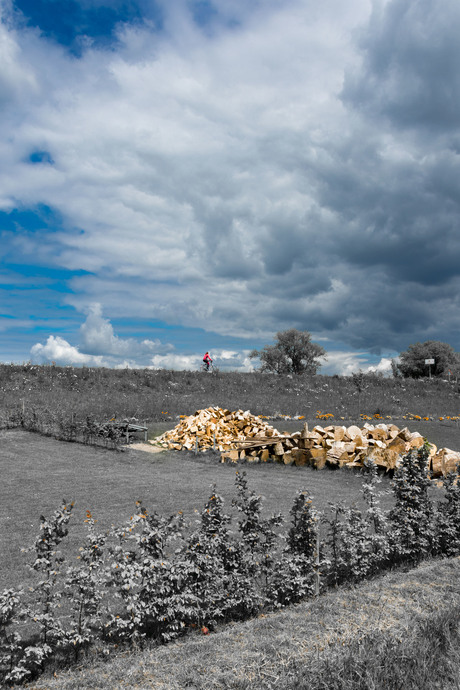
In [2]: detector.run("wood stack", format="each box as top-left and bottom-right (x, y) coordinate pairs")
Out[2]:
(431, 447), (460, 478)
(154, 408), (460, 478)
(154, 407), (281, 452)
(224, 420), (459, 477)
(219, 421), (428, 469)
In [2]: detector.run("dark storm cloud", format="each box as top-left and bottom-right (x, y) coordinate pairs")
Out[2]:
(269, 0), (460, 353)
(342, 0), (460, 132)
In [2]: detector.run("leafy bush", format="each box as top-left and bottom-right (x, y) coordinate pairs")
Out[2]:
(436, 464), (460, 557)
(388, 445), (437, 565)
(267, 489), (320, 606)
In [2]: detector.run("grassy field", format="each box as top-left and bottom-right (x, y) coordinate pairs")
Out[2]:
(2, 366), (460, 688)
(0, 426), (389, 593)
(1, 364), (460, 426)
(2, 415), (460, 591)
(0, 412), (460, 589)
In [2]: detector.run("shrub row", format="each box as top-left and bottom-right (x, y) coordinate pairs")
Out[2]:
(0, 407), (126, 448)
(1, 447), (460, 685)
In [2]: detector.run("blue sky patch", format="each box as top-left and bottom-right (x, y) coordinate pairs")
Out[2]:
(0, 205), (63, 234)
(28, 150), (55, 165)
(12, 0), (160, 52)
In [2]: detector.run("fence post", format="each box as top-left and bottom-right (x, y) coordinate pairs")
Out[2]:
(314, 528), (320, 597)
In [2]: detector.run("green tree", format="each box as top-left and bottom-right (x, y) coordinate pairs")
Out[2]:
(249, 329), (326, 375)
(395, 340), (457, 379)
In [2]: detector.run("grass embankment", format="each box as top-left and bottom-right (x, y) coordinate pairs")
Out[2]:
(1, 364), (460, 426)
(26, 557), (460, 690)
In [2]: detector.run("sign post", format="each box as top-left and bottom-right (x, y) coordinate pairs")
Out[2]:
(425, 358), (435, 379)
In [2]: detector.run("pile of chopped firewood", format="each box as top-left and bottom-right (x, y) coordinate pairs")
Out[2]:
(154, 407), (281, 452)
(225, 421), (460, 477)
(153, 408), (460, 477)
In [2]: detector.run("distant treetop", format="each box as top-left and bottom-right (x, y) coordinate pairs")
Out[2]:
(394, 340), (458, 379)
(249, 328), (326, 375)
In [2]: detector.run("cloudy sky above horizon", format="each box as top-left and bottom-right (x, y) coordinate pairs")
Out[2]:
(1, 0), (460, 375)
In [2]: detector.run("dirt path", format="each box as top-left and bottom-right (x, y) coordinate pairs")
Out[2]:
(129, 442), (166, 453)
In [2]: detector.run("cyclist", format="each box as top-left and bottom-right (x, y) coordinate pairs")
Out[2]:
(203, 351), (213, 371)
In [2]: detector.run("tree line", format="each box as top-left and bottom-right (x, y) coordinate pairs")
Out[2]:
(250, 329), (460, 379)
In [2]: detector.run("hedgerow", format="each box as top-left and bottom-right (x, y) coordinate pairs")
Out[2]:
(1, 451), (459, 685)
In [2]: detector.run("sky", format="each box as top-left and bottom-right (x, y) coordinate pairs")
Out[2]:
(1, 0), (460, 375)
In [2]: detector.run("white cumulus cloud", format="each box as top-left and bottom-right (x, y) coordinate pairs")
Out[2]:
(30, 335), (104, 366)
(79, 303), (172, 356)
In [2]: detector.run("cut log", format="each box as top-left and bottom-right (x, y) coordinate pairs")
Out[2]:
(298, 438), (317, 450)
(347, 425), (362, 440)
(312, 425), (326, 436)
(292, 449), (309, 466)
(334, 426), (347, 441)
(273, 441), (285, 456)
(398, 427), (413, 442)
(221, 450), (240, 463)
(260, 448), (270, 462)
(408, 435), (425, 450)
(387, 437), (407, 455)
(300, 422), (309, 438)
(441, 449), (460, 475)
(306, 447), (327, 470)
(431, 452), (443, 478)
(283, 451), (294, 465)
(338, 452), (353, 468)
(368, 428), (388, 442)
(365, 448), (390, 470)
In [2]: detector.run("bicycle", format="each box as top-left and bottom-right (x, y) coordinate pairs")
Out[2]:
(200, 361), (213, 373)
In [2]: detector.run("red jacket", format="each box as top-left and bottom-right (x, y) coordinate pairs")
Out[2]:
(203, 353), (212, 363)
